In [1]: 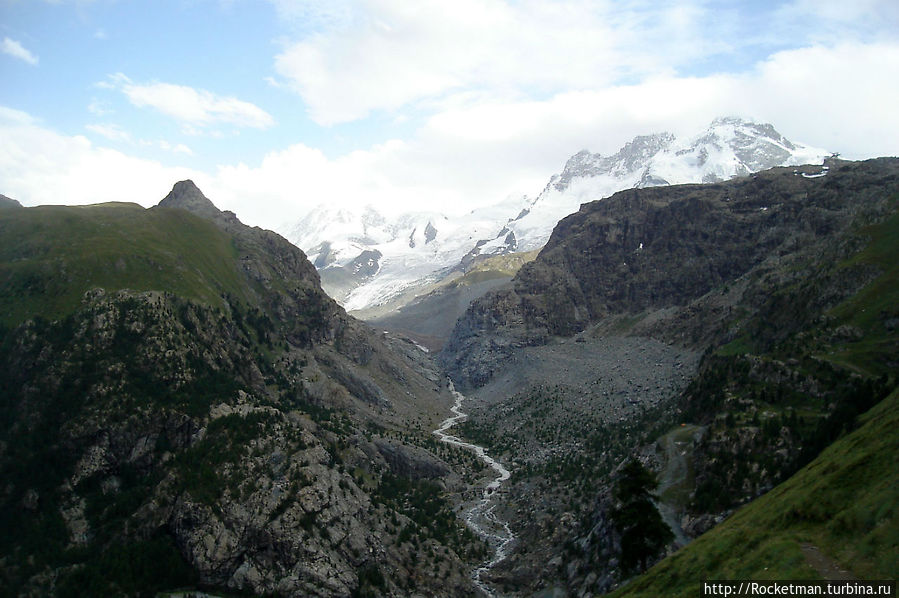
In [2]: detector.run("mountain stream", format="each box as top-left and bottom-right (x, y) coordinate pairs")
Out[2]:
(433, 382), (515, 597)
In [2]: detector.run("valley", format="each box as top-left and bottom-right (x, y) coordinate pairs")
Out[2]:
(1, 156), (897, 598)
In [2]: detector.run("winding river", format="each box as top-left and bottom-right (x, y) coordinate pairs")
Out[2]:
(433, 382), (515, 597)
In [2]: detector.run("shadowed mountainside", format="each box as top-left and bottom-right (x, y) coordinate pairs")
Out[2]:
(0, 182), (489, 597)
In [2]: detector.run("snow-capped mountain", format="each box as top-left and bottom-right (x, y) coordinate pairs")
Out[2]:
(501, 117), (828, 253)
(283, 196), (527, 311)
(281, 117), (828, 312)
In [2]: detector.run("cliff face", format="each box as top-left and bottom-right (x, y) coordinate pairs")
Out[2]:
(440, 159), (899, 389)
(0, 183), (485, 597)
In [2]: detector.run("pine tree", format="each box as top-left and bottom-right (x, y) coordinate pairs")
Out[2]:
(610, 459), (674, 575)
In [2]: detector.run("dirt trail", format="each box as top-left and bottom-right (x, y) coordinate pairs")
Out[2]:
(656, 424), (703, 548)
(800, 543), (856, 580)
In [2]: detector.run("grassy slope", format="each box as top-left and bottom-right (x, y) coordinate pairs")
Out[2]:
(0, 203), (250, 326)
(610, 386), (898, 597)
(461, 249), (540, 282)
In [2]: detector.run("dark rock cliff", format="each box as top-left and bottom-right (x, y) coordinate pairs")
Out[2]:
(440, 159), (899, 389)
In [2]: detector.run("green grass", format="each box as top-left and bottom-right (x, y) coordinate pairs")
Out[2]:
(608, 387), (899, 597)
(0, 203), (251, 326)
(442, 248), (540, 288)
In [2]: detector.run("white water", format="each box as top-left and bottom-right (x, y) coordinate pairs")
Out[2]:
(433, 382), (515, 597)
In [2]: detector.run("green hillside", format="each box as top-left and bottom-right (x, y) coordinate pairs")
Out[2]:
(609, 384), (898, 597)
(0, 203), (250, 326)
(824, 210), (899, 376)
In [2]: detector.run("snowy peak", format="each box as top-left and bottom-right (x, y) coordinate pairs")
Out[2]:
(552, 132), (677, 192)
(550, 118), (820, 195)
(649, 117), (819, 184)
(483, 118), (827, 257)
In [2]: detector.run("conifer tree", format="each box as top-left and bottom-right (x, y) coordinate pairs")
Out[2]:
(611, 459), (674, 574)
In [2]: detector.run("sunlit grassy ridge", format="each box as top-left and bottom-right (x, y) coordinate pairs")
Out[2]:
(463, 249), (540, 280)
(0, 203), (250, 326)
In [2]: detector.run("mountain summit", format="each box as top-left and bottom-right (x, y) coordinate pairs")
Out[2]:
(282, 117), (827, 313)
(159, 180), (219, 215)
(0, 193), (22, 209)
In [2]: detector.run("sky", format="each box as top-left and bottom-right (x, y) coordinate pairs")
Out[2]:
(1, 0), (898, 232)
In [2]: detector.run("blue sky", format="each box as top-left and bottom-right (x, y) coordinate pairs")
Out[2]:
(2, 0), (898, 230)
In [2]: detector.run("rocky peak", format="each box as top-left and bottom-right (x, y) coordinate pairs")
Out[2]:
(159, 180), (223, 219)
(553, 133), (676, 192)
(0, 193), (22, 209)
(424, 221), (438, 244)
(158, 180), (247, 234)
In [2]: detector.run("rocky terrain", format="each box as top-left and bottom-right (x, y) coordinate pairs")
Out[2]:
(0, 183), (491, 597)
(439, 158), (899, 596)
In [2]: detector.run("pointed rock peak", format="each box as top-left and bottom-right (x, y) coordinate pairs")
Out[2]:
(158, 180), (222, 218)
(0, 193), (22, 209)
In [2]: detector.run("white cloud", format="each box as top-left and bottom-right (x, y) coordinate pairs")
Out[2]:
(273, 0), (617, 124)
(270, 0), (785, 125)
(88, 98), (112, 116)
(154, 140), (194, 156)
(0, 105), (38, 126)
(102, 73), (275, 131)
(86, 123), (132, 143)
(208, 40), (899, 231)
(773, 0), (899, 44)
(85, 122), (196, 156)
(2, 37), (39, 65)
(271, 0), (899, 128)
(0, 107), (200, 209)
